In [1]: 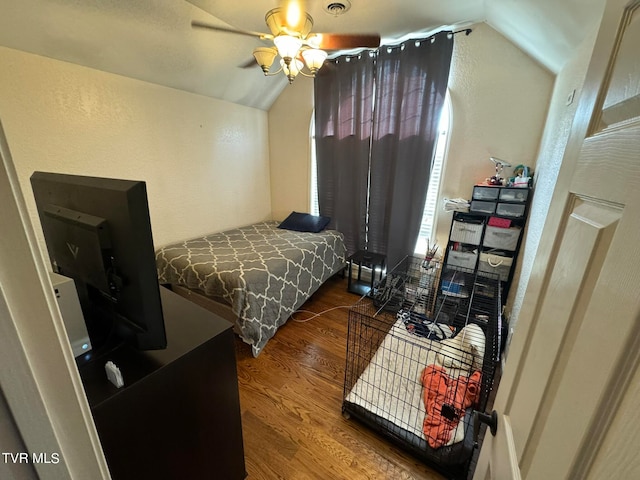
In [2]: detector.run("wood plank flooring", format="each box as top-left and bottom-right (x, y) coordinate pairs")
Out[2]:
(233, 275), (448, 480)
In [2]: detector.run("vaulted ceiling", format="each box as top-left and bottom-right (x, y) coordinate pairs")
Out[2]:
(0, 0), (605, 110)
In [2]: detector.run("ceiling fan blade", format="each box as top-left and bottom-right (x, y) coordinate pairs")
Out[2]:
(312, 33), (381, 50)
(191, 20), (272, 40)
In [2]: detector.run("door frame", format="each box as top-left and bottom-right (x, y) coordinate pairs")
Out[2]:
(475, 0), (639, 477)
(0, 119), (110, 479)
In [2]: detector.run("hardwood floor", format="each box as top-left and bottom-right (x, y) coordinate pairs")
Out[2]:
(233, 275), (448, 480)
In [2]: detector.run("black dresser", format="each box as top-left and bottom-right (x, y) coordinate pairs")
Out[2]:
(79, 286), (246, 480)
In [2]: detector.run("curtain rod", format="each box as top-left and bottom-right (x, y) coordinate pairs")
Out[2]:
(452, 28), (473, 36)
(330, 28), (473, 62)
(382, 27), (473, 46)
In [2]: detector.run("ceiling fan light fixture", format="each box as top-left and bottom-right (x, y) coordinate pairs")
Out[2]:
(253, 47), (278, 74)
(301, 48), (328, 75)
(265, 7), (313, 37)
(284, 1), (302, 30)
(306, 33), (322, 49)
(281, 58), (304, 83)
(193, 4), (375, 84)
(273, 34), (303, 65)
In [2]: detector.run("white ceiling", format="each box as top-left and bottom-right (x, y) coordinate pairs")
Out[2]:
(0, 0), (605, 111)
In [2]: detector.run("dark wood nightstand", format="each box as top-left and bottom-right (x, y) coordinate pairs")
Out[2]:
(347, 250), (386, 295)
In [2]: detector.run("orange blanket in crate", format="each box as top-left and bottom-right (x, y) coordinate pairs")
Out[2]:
(421, 365), (482, 448)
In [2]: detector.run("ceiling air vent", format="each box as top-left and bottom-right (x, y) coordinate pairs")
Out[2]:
(324, 0), (351, 16)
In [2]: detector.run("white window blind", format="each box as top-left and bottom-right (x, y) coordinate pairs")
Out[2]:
(414, 91), (451, 255)
(310, 114), (319, 215)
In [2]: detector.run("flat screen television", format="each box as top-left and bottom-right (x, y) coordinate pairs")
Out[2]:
(30, 171), (167, 354)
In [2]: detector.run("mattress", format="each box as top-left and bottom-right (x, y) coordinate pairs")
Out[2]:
(156, 221), (346, 356)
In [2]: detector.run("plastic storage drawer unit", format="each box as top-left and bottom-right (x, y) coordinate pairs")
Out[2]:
(473, 186), (500, 200)
(496, 203), (526, 218)
(499, 188), (529, 202)
(470, 200), (496, 214)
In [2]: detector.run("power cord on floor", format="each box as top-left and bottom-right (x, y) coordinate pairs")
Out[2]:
(290, 305), (353, 323)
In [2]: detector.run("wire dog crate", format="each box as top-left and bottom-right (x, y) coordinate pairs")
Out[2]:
(342, 256), (501, 478)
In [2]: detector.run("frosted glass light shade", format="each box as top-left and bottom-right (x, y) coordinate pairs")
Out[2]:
(301, 48), (327, 74)
(281, 58), (303, 83)
(253, 47), (278, 74)
(274, 35), (302, 63)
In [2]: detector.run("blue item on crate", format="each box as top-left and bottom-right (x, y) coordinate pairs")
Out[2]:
(442, 280), (463, 295)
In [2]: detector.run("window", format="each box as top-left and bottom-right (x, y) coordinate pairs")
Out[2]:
(310, 113), (319, 215)
(310, 92), (451, 246)
(414, 91), (451, 255)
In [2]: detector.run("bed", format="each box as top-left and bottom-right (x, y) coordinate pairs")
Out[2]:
(155, 221), (346, 356)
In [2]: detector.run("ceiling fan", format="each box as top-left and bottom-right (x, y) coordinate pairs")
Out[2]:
(190, 0), (380, 83)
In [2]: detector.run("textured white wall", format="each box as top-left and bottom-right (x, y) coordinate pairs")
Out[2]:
(0, 388), (37, 479)
(434, 23), (554, 250)
(507, 22), (602, 328)
(0, 46), (271, 250)
(268, 79), (314, 221)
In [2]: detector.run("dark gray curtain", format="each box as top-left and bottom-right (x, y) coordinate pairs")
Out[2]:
(314, 33), (453, 267)
(314, 54), (374, 256)
(368, 33), (453, 269)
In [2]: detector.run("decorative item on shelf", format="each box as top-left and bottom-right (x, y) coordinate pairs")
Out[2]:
(510, 164), (533, 187)
(422, 241), (439, 269)
(486, 156), (512, 186)
(443, 197), (471, 212)
(488, 216), (512, 228)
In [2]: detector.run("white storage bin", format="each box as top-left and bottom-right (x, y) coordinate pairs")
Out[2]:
(496, 203), (526, 218)
(483, 225), (521, 250)
(446, 250), (478, 270)
(478, 252), (513, 281)
(450, 220), (483, 245)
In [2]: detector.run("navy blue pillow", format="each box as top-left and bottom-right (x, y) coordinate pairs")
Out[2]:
(278, 212), (331, 233)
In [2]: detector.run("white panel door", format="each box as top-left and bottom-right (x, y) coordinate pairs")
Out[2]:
(475, 0), (640, 478)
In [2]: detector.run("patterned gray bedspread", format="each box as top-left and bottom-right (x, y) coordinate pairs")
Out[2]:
(156, 221), (346, 356)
